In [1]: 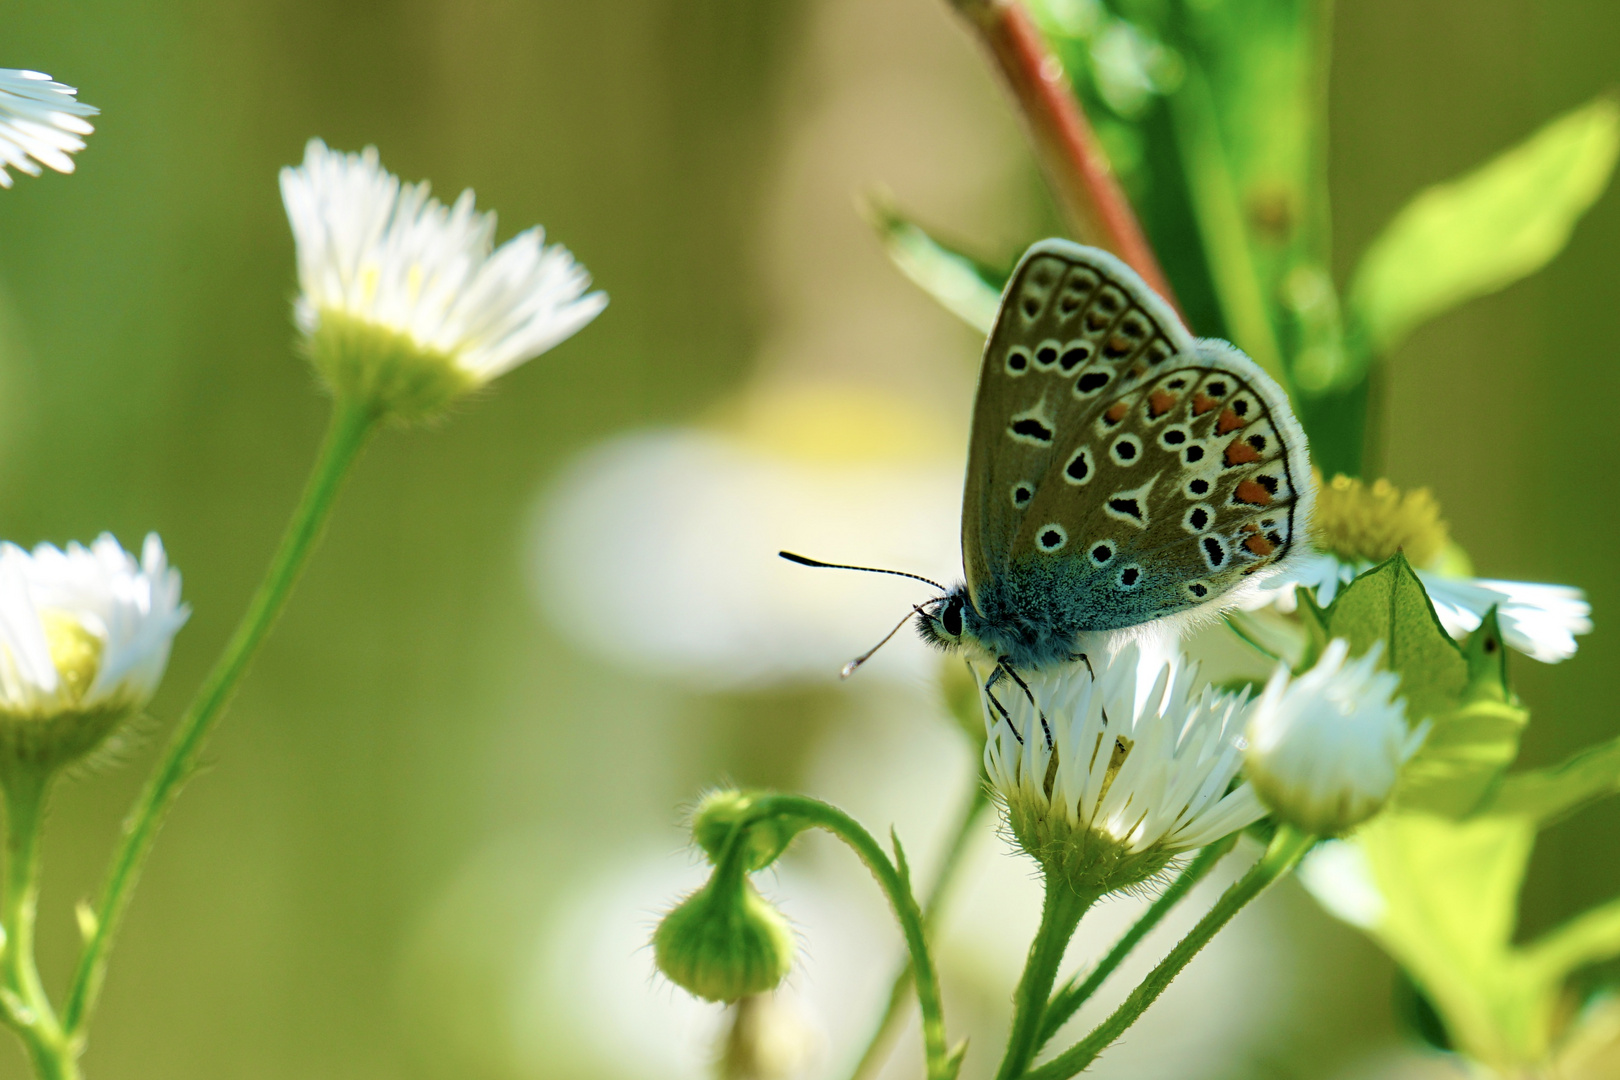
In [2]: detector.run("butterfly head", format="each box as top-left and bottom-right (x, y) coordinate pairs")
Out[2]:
(914, 587), (971, 652)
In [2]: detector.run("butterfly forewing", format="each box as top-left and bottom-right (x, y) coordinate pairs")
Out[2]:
(962, 241), (1194, 609)
(963, 239), (1313, 635)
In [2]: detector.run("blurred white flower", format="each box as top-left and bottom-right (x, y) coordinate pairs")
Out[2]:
(0, 534), (187, 721)
(0, 69), (97, 188)
(279, 138), (605, 408)
(1244, 640), (1424, 836)
(534, 384), (962, 689)
(984, 643), (1264, 891)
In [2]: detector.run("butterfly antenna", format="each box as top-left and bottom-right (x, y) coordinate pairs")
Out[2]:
(842, 603), (944, 679)
(778, 551), (947, 593)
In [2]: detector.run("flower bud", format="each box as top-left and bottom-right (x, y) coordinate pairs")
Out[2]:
(691, 790), (803, 871)
(653, 872), (795, 1003)
(1244, 640), (1425, 836)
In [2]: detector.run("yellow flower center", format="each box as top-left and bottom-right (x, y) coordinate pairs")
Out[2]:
(1310, 472), (1450, 567)
(40, 610), (104, 706)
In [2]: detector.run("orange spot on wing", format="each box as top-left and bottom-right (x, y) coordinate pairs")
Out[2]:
(1243, 533), (1276, 557)
(1104, 401), (1130, 424)
(1224, 439), (1263, 467)
(1105, 334), (1134, 358)
(1128, 362), (1148, 380)
(1234, 479), (1273, 506)
(1192, 392), (1218, 416)
(1215, 408), (1245, 435)
(1148, 390), (1178, 418)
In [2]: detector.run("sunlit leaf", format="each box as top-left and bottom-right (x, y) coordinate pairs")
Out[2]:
(864, 199), (1005, 334)
(1348, 96), (1620, 359)
(1323, 559), (1526, 817)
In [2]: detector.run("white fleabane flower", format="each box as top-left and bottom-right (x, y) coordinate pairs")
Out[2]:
(983, 643), (1265, 896)
(0, 534), (187, 767)
(279, 138), (607, 419)
(1244, 640), (1424, 836)
(0, 69), (97, 188)
(1252, 474), (1591, 663)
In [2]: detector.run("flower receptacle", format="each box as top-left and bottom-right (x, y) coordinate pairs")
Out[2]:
(691, 790), (806, 872)
(307, 311), (478, 423)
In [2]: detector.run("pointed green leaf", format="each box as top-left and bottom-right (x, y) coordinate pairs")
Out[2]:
(864, 199), (1006, 334)
(1325, 553), (1467, 721)
(1324, 561), (1528, 817)
(1348, 96), (1620, 356)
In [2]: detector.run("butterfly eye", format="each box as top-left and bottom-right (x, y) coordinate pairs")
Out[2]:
(1005, 347), (1032, 376)
(1117, 565), (1143, 589)
(941, 600), (963, 638)
(1034, 340), (1061, 369)
(1036, 525), (1068, 552)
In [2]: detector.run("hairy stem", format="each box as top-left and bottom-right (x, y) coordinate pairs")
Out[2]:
(847, 778), (990, 1080)
(1037, 836), (1236, 1048)
(63, 397), (378, 1036)
(994, 871), (1097, 1080)
(742, 795), (954, 1080)
(1025, 827), (1315, 1080)
(947, 0), (1176, 309)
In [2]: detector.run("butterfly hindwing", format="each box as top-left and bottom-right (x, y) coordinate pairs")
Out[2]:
(961, 240), (1194, 611)
(1014, 341), (1313, 629)
(961, 239), (1314, 640)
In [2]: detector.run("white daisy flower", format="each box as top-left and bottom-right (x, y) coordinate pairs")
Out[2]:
(1255, 474), (1591, 663)
(983, 643), (1265, 894)
(279, 138), (606, 417)
(1244, 640), (1424, 837)
(0, 534), (187, 766)
(0, 69), (98, 188)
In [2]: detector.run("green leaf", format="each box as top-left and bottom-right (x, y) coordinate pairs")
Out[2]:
(1348, 96), (1620, 358)
(1324, 553), (1466, 721)
(863, 198), (1006, 334)
(1323, 559), (1528, 817)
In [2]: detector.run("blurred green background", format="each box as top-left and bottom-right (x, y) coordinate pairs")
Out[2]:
(0, 0), (1614, 1077)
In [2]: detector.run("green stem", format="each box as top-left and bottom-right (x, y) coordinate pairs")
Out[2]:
(847, 778), (990, 1080)
(1024, 827), (1315, 1080)
(1168, 60), (1289, 389)
(0, 770), (78, 1079)
(1036, 836), (1236, 1049)
(62, 397), (378, 1037)
(994, 872), (1097, 1080)
(742, 795), (954, 1080)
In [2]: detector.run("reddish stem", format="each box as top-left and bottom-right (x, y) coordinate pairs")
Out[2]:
(952, 0), (1179, 313)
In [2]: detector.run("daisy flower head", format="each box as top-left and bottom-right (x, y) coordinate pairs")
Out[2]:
(983, 643), (1265, 897)
(280, 138), (607, 421)
(0, 534), (188, 771)
(1244, 640), (1424, 837)
(0, 69), (98, 188)
(1258, 474), (1591, 663)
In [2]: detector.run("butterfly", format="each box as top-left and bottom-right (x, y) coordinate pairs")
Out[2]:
(913, 239), (1314, 677)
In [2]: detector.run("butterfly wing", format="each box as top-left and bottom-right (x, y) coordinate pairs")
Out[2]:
(962, 240), (1314, 635)
(961, 240), (1195, 610)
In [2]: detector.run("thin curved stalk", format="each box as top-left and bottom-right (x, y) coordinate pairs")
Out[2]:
(847, 778), (990, 1080)
(1024, 827), (1315, 1080)
(1037, 835), (1236, 1048)
(0, 771), (78, 1079)
(63, 398), (378, 1036)
(743, 794), (955, 1080)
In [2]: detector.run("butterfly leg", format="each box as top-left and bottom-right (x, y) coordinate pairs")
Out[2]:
(982, 682), (1023, 745)
(996, 658), (1053, 749)
(1065, 652), (1097, 679)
